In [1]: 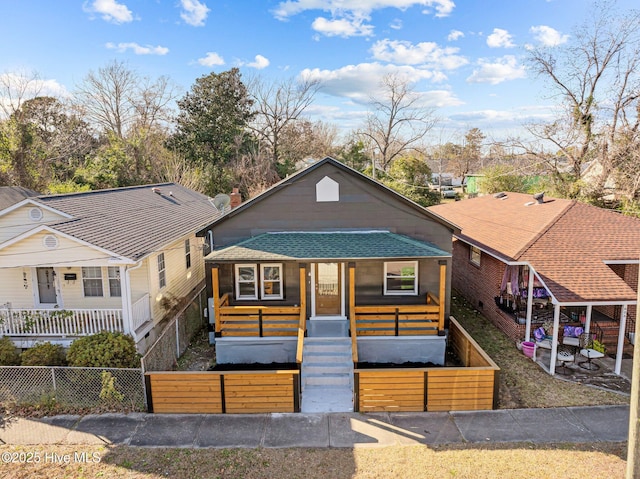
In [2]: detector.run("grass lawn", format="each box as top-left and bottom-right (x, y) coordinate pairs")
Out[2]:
(450, 292), (629, 409)
(0, 443), (627, 479)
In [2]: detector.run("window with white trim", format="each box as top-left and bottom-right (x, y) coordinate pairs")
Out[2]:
(108, 266), (121, 297)
(82, 266), (104, 297)
(157, 253), (166, 289)
(185, 239), (191, 269)
(384, 261), (418, 295)
(235, 264), (258, 299)
(261, 264), (283, 299)
(470, 246), (481, 266)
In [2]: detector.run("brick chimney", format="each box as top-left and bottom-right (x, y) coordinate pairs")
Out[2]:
(229, 187), (242, 209)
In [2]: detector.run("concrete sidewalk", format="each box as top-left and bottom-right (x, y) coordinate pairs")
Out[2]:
(0, 405), (629, 448)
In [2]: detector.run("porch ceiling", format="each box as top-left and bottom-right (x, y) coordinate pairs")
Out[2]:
(205, 231), (450, 262)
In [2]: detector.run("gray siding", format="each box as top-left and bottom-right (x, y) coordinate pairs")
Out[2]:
(211, 163), (452, 253)
(205, 161), (454, 317)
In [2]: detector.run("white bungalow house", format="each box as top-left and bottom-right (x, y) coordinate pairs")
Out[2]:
(0, 183), (220, 352)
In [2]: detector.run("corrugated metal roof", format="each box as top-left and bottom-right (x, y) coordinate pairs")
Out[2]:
(205, 231), (450, 262)
(34, 183), (220, 261)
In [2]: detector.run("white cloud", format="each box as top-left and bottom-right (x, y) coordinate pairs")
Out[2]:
(83, 0), (133, 24)
(530, 25), (569, 47)
(246, 55), (270, 69)
(300, 62), (462, 106)
(486, 28), (515, 48)
(449, 105), (555, 124)
(390, 18), (403, 30)
(0, 73), (70, 118)
(197, 52), (225, 67)
(105, 42), (169, 55)
(312, 16), (374, 37)
(447, 29), (464, 41)
(371, 39), (467, 70)
(466, 55), (526, 85)
(180, 0), (210, 27)
(273, 1), (454, 38)
(273, 1), (456, 20)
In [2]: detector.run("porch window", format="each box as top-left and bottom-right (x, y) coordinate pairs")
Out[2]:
(108, 266), (121, 297)
(185, 239), (191, 269)
(235, 264), (258, 300)
(261, 264), (283, 300)
(158, 253), (166, 289)
(82, 267), (103, 297)
(384, 261), (418, 295)
(470, 246), (481, 266)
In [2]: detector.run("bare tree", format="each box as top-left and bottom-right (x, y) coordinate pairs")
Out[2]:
(522, 2), (640, 199)
(0, 70), (44, 119)
(75, 60), (177, 139)
(247, 75), (321, 176)
(359, 73), (437, 176)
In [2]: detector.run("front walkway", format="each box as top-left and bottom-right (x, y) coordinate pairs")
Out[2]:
(0, 405), (630, 447)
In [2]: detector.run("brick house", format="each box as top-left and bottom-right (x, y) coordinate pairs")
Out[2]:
(430, 192), (639, 375)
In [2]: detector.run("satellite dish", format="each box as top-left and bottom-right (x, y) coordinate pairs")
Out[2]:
(210, 193), (231, 212)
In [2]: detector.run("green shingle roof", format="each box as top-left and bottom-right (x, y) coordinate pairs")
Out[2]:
(206, 231), (450, 262)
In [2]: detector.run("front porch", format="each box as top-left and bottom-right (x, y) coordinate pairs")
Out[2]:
(0, 294), (152, 347)
(209, 259), (448, 365)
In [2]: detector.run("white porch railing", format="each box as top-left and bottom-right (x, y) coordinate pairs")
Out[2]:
(131, 294), (151, 331)
(0, 308), (124, 337)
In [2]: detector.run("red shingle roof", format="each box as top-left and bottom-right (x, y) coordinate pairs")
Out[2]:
(430, 192), (640, 303)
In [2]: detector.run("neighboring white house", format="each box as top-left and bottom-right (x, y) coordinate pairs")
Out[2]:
(0, 183), (220, 352)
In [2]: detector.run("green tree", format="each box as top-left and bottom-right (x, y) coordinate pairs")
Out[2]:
(336, 138), (371, 172)
(478, 164), (543, 194)
(374, 156), (439, 207)
(169, 68), (254, 195)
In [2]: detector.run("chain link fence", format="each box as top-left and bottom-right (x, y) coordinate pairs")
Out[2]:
(141, 285), (207, 372)
(0, 366), (145, 411)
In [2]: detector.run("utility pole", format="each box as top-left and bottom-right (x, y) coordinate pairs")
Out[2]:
(627, 264), (640, 479)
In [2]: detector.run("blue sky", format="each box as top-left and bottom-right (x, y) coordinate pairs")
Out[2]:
(0, 0), (636, 143)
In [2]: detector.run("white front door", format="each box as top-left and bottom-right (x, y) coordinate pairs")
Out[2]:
(36, 267), (58, 305)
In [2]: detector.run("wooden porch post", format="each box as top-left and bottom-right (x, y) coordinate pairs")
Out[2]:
(299, 264), (306, 330)
(349, 262), (358, 363)
(438, 260), (447, 333)
(549, 304), (561, 376)
(212, 264), (221, 335)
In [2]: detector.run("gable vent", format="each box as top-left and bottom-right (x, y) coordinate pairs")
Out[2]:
(29, 207), (43, 221)
(43, 234), (59, 250)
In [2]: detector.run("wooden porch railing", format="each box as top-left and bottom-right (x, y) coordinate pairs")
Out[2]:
(0, 308), (124, 336)
(218, 304), (301, 337)
(354, 302), (441, 336)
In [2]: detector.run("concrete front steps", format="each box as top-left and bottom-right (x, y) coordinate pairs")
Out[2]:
(300, 338), (354, 413)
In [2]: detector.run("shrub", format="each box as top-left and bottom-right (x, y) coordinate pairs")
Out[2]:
(0, 336), (20, 365)
(67, 331), (140, 368)
(20, 342), (67, 366)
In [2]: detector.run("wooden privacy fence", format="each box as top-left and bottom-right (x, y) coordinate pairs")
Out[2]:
(355, 317), (499, 412)
(145, 370), (300, 414)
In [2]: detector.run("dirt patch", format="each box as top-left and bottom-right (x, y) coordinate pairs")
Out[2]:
(175, 328), (216, 371)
